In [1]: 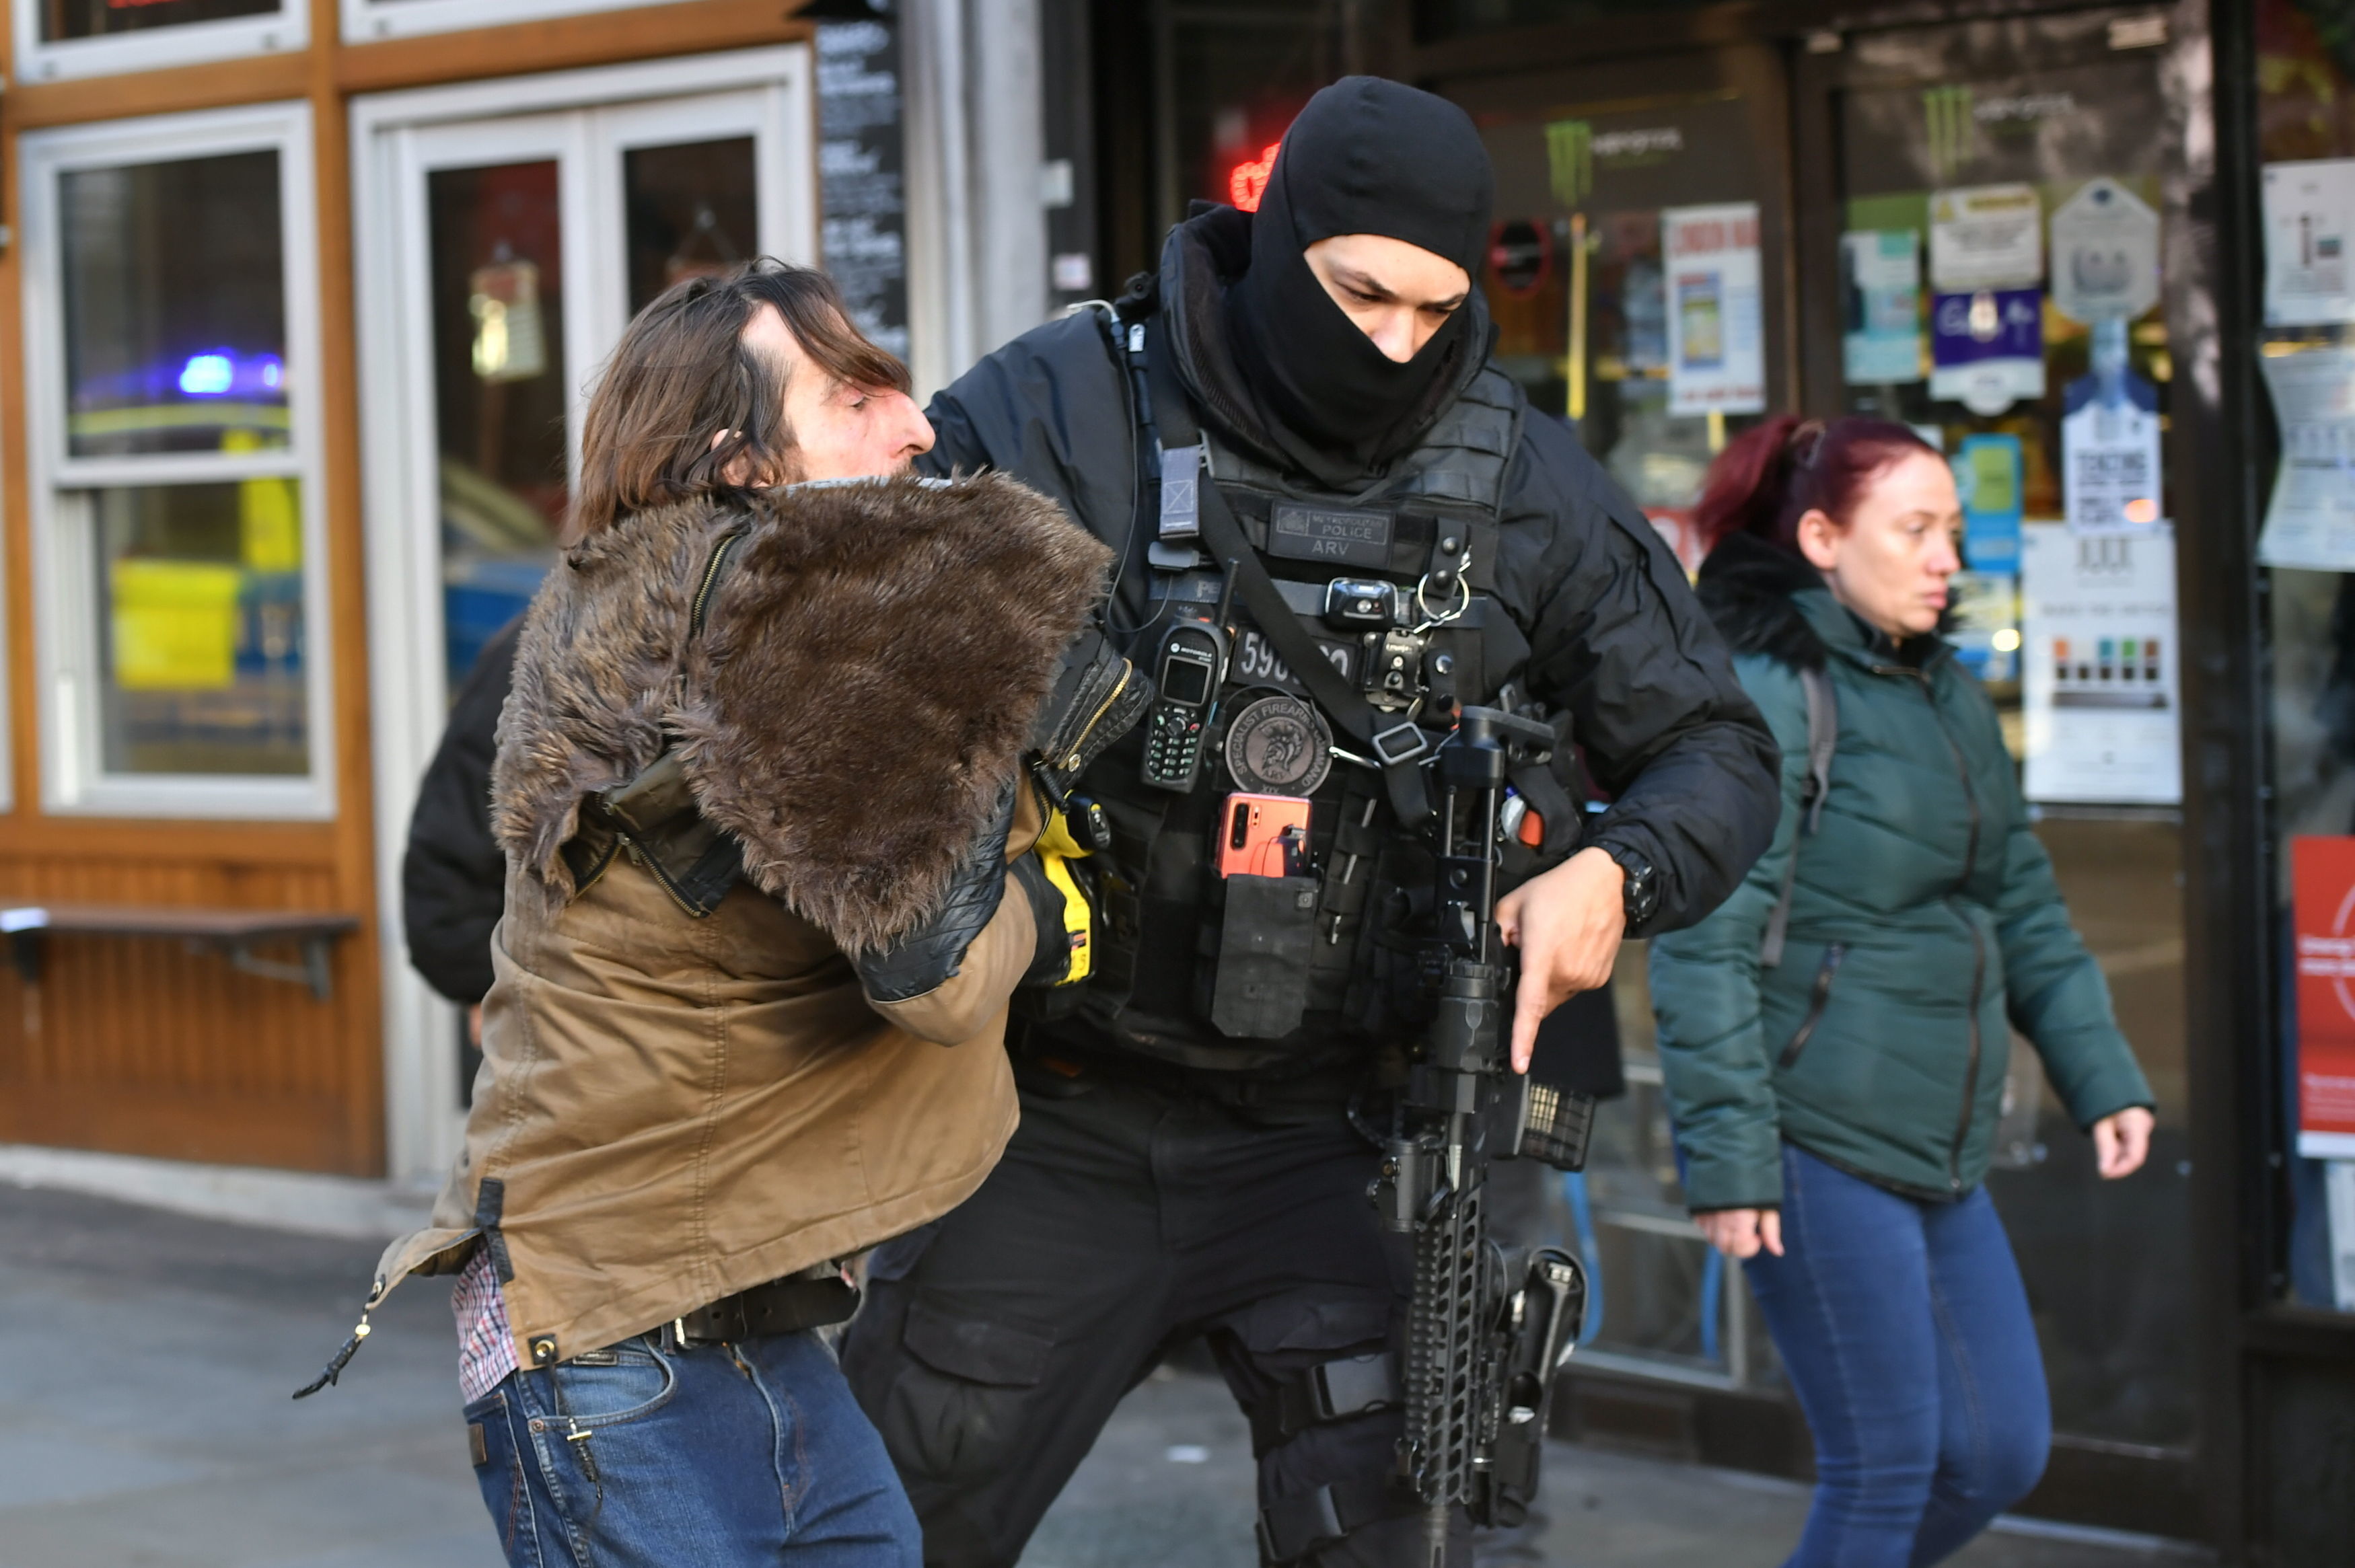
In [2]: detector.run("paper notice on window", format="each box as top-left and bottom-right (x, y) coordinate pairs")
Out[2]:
(2020, 522), (2181, 805)
(2048, 177), (2160, 324)
(2264, 160), (2355, 326)
(1929, 288), (2045, 416)
(2061, 368), (2164, 532)
(1842, 230), (1924, 384)
(1928, 184), (2044, 292)
(1662, 203), (1765, 416)
(2257, 344), (2355, 572)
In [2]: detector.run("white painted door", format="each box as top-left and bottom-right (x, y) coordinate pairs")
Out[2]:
(353, 50), (815, 1185)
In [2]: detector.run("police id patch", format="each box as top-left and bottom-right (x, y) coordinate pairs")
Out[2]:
(1268, 503), (1392, 570)
(1223, 692), (1334, 795)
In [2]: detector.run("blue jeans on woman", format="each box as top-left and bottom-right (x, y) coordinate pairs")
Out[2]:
(1742, 1142), (2051, 1568)
(464, 1327), (921, 1568)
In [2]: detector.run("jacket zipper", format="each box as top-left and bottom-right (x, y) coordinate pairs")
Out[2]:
(689, 531), (748, 640)
(1876, 661), (1984, 1191)
(1953, 928), (1987, 1190)
(1060, 663), (1134, 772)
(617, 829), (718, 920)
(1777, 942), (1846, 1068)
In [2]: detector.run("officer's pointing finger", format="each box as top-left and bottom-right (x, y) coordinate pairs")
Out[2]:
(1511, 965), (1545, 1074)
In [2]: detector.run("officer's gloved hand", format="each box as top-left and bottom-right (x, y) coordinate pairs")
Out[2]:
(852, 779), (1016, 1004)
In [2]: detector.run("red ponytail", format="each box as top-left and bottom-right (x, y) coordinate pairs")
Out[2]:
(1693, 414), (1940, 557)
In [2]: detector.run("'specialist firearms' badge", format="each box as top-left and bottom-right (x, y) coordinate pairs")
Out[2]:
(1223, 691), (1333, 796)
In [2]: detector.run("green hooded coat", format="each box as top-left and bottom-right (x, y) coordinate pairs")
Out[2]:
(1648, 533), (2154, 1209)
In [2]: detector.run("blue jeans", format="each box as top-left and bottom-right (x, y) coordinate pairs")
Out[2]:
(1743, 1143), (2051, 1568)
(464, 1327), (921, 1568)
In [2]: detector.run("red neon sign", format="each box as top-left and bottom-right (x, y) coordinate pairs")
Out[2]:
(1229, 142), (1280, 212)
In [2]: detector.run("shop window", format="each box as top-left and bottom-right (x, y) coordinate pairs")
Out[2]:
(1823, 24), (2193, 1449)
(22, 106), (330, 818)
(2255, 0), (2355, 1317)
(13, 0), (304, 83)
(340, 0), (691, 44)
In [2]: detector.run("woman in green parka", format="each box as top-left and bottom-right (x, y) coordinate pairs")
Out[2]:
(1647, 415), (2155, 1568)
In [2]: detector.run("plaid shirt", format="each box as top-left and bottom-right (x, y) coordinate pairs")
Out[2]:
(453, 1248), (519, 1405)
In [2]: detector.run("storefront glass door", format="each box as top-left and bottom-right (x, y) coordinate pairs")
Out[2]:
(1441, 47), (1796, 1392)
(404, 96), (776, 694)
(1437, 15), (2198, 1507)
(1454, 50), (1791, 572)
(351, 50), (816, 1183)
(1805, 9), (2194, 1455)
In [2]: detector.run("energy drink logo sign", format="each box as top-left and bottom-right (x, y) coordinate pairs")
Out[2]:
(1543, 120), (1682, 209)
(2294, 835), (2355, 1157)
(1920, 85), (2079, 180)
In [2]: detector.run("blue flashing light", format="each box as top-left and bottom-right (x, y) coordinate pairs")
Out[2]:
(258, 356), (283, 390)
(178, 354), (234, 397)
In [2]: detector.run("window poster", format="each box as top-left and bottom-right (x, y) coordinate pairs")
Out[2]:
(1930, 287), (2045, 415)
(2292, 835), (2355, 1161)
(2062, 320), (2163, 532)
(1954, 433), (2025, 574)
(1928, 183), (2043, 293)
(1841, 229), (1923, 384)
(2257, 342), (2355, 572)
(2020, 522), (2181, 805)
(2048, 177), (2161, 326)
(1661, 202), (1765, 416)
(2263, 159), (2355, 327)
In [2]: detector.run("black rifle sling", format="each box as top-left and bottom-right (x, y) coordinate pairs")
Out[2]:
(1758, 663), (1837, 969)
(1141, 324), (1435, 825)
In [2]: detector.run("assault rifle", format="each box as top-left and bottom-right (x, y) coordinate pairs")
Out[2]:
(1369, 706), (1594, 1567)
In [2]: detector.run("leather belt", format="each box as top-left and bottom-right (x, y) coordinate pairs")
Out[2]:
(674, 1267), (859, 1347)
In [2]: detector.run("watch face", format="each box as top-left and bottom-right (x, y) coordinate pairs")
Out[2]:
(1223, 692), (1334, 796)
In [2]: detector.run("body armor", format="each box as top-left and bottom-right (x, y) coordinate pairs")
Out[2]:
(1043, 303), (1581, 1074)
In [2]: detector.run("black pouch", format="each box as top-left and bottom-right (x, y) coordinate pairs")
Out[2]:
(1208, 874), (1320, 1039)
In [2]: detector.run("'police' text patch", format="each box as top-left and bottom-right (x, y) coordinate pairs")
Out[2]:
(1268, 504), (1392, 570)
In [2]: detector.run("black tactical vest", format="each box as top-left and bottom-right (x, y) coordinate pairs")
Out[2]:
(1042, 303), (1575, 1074)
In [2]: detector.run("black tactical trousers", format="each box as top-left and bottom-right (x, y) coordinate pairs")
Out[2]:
(839, 1063), (1468, 1568)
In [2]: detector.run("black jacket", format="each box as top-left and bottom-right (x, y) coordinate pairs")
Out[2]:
(402, 617), (521, 1005)
(916, 208), (1778, 935)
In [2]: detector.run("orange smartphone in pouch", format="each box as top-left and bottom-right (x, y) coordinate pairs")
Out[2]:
(1219, 794), (1312, 879)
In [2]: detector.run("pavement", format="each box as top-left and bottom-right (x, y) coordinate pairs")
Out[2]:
(0, 1184), (2210, 1567)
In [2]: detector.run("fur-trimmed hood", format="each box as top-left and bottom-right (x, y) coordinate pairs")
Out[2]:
(1692, 530), (1834, 672)
(492, 473), (1111, 955)
(1694, 530), (1953, 672)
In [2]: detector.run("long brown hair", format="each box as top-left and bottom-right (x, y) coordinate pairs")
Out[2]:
(567, 258), (911, 543)
(1694, 414), (1941, 558)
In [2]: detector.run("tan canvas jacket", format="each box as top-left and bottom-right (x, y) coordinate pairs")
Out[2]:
(367, 474), (1109, 1368)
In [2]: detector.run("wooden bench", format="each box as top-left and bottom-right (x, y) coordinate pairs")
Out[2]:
(0, 905), (361, 1002)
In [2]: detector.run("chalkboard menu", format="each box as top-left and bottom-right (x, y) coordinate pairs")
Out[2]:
(817, 14), (911, 362)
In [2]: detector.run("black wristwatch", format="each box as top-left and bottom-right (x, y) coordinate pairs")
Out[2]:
(1598, 840), (1659, 933)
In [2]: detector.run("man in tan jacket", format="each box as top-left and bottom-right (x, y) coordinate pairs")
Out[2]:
(298, 262), (1126, 1568)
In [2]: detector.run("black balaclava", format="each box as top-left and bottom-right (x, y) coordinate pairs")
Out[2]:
(1227, 77), (1494, 484)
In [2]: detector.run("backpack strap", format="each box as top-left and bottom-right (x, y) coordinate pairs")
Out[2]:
(1758, 664), (1837, 969)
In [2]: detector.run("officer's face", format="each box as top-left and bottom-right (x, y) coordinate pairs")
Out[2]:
(743, 303), (935, 482)
(1303, 235), (1472, 363)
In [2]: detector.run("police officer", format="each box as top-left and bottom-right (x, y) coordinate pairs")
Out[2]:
(840, 78), (1779, 1567)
